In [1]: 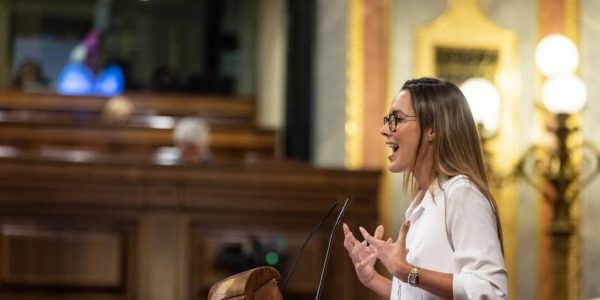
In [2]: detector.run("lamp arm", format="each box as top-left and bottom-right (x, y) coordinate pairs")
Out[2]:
(580, 140), (600, 189)
(512, 145), (552, 197)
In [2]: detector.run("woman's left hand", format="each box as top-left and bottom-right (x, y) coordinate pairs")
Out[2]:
(359, 220), (411, 280)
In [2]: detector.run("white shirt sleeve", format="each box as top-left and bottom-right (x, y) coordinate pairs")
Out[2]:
(390, 276), (401, 300)
(446, 179), (508, 299)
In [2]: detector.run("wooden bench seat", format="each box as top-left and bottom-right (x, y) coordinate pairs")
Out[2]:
(0, 91), (255, 120)
(0, 91), (276, 159)
(0, 116), (276, 160)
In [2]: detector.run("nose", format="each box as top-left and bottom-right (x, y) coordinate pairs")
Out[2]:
(380, 123), (390, 137)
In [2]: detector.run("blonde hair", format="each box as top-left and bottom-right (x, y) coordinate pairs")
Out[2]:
(401, 77), (504, 253)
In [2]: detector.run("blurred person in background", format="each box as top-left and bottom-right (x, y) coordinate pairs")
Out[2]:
(174, 117), (211, 163)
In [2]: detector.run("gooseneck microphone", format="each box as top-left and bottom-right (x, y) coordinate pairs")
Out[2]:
(315, 197), (351, 300)
(279, 202), (338, 293)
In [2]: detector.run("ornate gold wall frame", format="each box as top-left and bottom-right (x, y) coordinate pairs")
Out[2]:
(414, 0), (519, 298)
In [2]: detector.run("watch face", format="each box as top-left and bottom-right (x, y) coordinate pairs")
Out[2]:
(408, 267), (418, 286)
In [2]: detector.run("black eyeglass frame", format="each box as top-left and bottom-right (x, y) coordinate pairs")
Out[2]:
(383, 112), (417, 132)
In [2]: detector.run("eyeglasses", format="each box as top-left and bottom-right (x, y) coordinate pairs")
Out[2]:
(383, 112), (416, 132)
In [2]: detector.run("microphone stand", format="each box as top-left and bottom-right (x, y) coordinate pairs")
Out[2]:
(279, 202), (338, 293)
(315, 197), (351, 300)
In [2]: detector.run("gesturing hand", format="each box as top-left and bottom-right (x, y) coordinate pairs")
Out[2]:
(359, 220), (411, 280)
(342, 223), (384, 286)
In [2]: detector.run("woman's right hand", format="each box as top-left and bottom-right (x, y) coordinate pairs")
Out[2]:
(342, 223), (384, 286)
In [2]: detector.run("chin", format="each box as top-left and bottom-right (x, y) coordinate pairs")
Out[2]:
(388, 163), (406, 173)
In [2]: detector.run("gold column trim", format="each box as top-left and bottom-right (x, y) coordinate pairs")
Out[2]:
(345, 0), (365, 170)
(380, 0), (393, 236)
(565, 1), (580, 299)
(565, 0), (579, 43)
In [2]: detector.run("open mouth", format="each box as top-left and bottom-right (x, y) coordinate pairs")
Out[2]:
(386, 142), (399, 154)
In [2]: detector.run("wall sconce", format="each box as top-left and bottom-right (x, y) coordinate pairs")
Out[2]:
(460, 77), (501, 137)
(463, 34), (598, 300)
(517, 33), (598, 300)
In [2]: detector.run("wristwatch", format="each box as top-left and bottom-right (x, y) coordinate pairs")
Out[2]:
(407, 266), (419, 287)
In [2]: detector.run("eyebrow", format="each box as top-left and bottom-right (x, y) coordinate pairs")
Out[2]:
(389, 109), (410, 115)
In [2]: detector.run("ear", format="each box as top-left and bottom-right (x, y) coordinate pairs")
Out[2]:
(425, 128), (436, 142)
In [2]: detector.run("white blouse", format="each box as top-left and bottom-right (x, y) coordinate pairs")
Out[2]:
(390, 175), (507, 300)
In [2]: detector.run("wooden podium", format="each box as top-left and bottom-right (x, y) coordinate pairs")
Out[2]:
(208, 266), (284, 300)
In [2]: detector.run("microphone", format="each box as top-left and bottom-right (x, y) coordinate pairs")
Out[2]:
(279, 202), (338, 293)
(315, 197), (351, 300)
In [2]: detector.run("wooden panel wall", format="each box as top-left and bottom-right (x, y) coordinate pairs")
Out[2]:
(0, 155), (381, 300)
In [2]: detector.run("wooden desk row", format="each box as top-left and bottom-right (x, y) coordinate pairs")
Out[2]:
(0, 91), (276, 160)
(0, 92), (381, 299)
(0, 112), (277, 160)
(0, 91), (255, 120)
